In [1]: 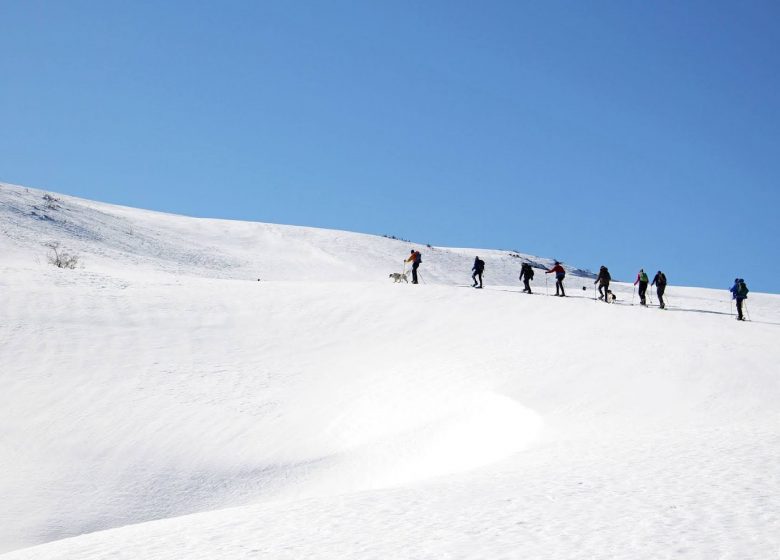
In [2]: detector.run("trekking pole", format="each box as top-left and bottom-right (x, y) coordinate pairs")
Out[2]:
(744, 300), (751, 321)
(594, 284), (598, 301)
(632, 286), (636, 305)
(648, 288), (653, 306)
(545, 275), (548, 296)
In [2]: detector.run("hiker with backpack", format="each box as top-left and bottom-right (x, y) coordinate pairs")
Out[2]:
(595, 266), (611, 302)
(519, 262), (534, 293)
(545, 261), (566, 297)
(405, 249), (422, 284)
(730, 278), (749, 321)
(652, 271), (667, 309)
(634, 268), (650, 306)
(471, 256), (485, 288)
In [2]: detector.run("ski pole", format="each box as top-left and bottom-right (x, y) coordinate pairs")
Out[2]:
(632, 285), (636, 305)
(594, 284), (598, 301)
(744, 301), (751, 321)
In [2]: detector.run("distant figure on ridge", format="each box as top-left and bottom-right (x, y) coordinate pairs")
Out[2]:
(595, 266), (611, 302)
(546, 261), (566, 297)
(634, 268), (649, 306)
(651, 270), (667, 309)
(519, 262), (534, 294)
(405, 249), (422, 284)
(472, 256), (485, 288)
(730, 278), (749, 321)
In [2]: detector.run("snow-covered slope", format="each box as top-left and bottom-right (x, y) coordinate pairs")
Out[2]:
(1, 182), (779, 559)
(0, 182), (589, 285)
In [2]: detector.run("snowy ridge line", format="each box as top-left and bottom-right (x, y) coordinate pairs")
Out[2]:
(1, 181), (592, 285)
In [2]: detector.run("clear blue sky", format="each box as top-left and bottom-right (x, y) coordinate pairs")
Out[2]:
(2, 1), (778, 292)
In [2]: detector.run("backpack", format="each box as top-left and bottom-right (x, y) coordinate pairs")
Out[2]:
(415, 251), (422, 264)
(639, 271), (648, 283)
(737, 281), (749, 298)
(658, 273), (666, 285)
(526, 265), (534, 279)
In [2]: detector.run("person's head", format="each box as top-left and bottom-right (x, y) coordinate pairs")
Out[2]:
(735, 277), (739, 283)
(640, 268), (644, 272)
(411, 250), (415, 254)
(554, 261), (560, 265)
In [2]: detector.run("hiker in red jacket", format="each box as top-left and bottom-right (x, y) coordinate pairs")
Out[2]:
(545, 261), (566, 297)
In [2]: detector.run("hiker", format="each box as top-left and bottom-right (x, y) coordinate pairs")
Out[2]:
(405, 249), (422, 284)
(595, 266), (611, 302)
(634, 268), (649, 305)
(472, 256), (485, 288)
(545, 261), (566, 297)
(652, 271), (667, 309)
(519, 262), (534, 293)
(729, 278), (749, 321)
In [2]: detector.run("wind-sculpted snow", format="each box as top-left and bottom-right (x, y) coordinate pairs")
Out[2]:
(1, 182), (779, 559)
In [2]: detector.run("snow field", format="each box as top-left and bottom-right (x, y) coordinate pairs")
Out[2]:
(1, 182), (779, 558)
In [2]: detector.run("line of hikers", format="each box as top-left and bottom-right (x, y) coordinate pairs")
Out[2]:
(405, 249), (749, 320)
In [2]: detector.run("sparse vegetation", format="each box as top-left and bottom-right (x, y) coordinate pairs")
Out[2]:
(45, 241), (79, 269)
(42, 193), (61, 210)
(383, 234), (412, 242)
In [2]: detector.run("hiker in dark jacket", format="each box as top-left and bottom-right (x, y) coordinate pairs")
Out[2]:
(519, 262), (534, 293)
(634, 268), (649, 306)
(545, 261), (566, 296)
(472, 256), (485, 288)
(595, 266), (611, 302)
(405, 250), (422, 284)
(652, 271), (667, 309)
(730, 278), (749, 321)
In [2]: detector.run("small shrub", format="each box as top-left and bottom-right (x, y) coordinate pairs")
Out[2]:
(45, 241), (79, 269)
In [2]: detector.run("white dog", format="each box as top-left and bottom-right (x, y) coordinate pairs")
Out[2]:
(389, 272), (408, 283)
